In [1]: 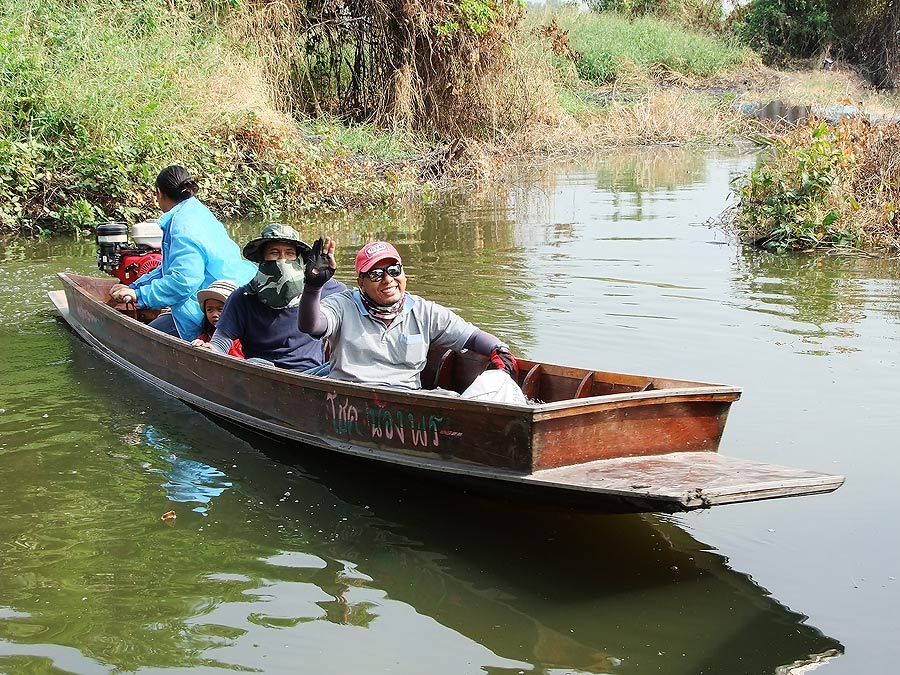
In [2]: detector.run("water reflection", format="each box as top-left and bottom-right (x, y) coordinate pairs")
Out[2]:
(123, 424), (232, 514)
(732, 248), (900, 355)
(239, 430), (843, 675)
(11, 146), (900, 672)
(0, 338), (843, 674)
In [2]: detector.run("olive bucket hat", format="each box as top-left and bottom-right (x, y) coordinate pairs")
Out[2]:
(242, 223), (312, 263)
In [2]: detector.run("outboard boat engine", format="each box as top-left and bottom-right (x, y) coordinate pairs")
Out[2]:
(96, 220), (163, 284)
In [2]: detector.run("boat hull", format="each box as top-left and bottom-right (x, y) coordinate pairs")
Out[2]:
(49, 273), (845, 512)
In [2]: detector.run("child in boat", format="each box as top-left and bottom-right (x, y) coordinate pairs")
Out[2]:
(191, 280), (244, 358)
(197, 223), (346, 371)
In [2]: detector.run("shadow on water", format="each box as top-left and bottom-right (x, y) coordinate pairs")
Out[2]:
(216, 430), (845, 674)
(11, 333), (842, 675)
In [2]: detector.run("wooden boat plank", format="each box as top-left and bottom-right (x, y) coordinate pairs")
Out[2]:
(528, 452), (845, 507)
(516, 359), (731, 390)
(49, 276), (845, 512)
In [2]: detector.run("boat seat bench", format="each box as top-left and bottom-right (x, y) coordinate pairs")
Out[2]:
(424, 348), (654, 403)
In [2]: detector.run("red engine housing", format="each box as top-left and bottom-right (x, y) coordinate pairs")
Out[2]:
(109, 249), (162, 284)
(96, 221), (163, 284)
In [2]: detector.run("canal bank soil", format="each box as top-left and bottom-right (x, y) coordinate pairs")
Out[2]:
(448, 61), (900, 184)
(694, 62), (900, 122)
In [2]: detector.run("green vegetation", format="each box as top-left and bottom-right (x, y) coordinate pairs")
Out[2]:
(728, 0), (833, 63)
(584, 0), (725, 31)
(541, 8), (747, 84)
(729, 123), (859, 252)
(728, 0), (899, 89)
(1, 0), (896, 250)
(829, 0), (899, 89)
(727, 118), (900, 252)
(0, 0), (418, 235)
(719, 0), (900, 254)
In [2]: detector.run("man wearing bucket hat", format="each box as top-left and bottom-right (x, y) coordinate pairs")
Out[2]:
(298, 237), (524, 399)
(191, 279), (244, 358)
(196, 224), (346, 371)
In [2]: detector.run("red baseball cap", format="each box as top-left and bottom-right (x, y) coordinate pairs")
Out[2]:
(355, 241), (402, 275)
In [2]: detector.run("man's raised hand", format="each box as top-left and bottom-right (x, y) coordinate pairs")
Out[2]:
(304, 236), (336, 288)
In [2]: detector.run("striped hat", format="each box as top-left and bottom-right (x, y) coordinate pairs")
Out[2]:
(197, 279), (237, 306)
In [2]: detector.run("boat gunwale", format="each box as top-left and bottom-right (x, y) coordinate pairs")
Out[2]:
(49, 278), (845, 513)
(56, 272), (742, 415)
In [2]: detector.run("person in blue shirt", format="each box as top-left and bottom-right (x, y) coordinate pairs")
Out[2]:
(194, 223), (346, 371)
(108, 165), (256, 340)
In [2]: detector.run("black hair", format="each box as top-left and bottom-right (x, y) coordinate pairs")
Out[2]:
(199, 315), (215, 340)
(155, 165), (199, 203)
(197, 297), (213, 339)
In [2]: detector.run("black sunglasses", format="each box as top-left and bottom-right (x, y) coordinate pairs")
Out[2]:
(360, 263), (403, 282)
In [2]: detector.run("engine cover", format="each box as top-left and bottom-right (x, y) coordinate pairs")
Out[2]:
(110, 250), (162, 284)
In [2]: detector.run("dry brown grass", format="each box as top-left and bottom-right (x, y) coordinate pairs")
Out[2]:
(848, 122), (900, 250)
(221, 0), (536, 138)
(586, 89), (748, 145)
(220, 1), (312, 117)
(501, 87), (753, 159)
(733, 61), (900, 119)
(186, 43), (295, 132)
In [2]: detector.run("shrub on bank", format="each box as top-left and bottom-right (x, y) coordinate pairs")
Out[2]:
(224, 0), (529, 137)
(727, 118), (900, 252)
(0, 0), (417, 235)
(727, 0), (833, 63)
(584, 0), (725, 32)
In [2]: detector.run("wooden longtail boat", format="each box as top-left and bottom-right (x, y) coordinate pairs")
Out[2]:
(49, 272), (844, 513)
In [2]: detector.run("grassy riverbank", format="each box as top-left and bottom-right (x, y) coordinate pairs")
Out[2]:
(0, 0), (421, 235)
(1, 0), (897, 243)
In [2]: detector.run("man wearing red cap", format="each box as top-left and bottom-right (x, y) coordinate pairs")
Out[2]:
(299, 237), (521, 394)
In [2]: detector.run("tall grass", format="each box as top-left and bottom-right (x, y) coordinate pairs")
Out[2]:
(529, 7), (748, 84)
(508, 6), (753, 152)
(0, 0), (417, 234)
(0, 0), (241, 231)
(507, 88), (750, 156)
(0, 0), (218, 146)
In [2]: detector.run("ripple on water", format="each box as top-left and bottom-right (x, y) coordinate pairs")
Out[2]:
(5, 153), (900, 675)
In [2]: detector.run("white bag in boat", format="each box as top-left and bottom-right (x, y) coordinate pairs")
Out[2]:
(460, 370), (528, 405)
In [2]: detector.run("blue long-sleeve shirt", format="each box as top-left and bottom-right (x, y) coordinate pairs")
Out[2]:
(129, 197), (256, 340)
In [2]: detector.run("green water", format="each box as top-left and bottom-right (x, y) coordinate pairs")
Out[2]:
(2, 147), (898, 674)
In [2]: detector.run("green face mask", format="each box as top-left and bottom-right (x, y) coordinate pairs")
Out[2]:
(246, 259), (305, 309)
